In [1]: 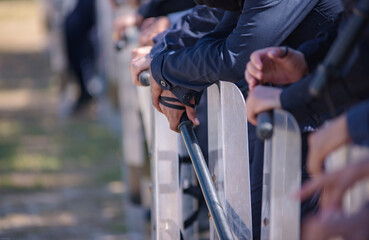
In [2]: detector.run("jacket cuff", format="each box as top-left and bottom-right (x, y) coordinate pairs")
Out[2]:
(280, 75), (314, 121)
(151, 54), (198, 106)
(151, 53), (171, 91)
(347, 102), (369, 147)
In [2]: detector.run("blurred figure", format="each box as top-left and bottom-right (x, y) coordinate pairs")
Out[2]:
(113, 0), (195, 45)
(301, 203), (369, 240)
(298, 160), (369, 240)
(64, 0), (97, 112)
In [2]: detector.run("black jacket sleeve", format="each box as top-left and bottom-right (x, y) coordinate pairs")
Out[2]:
(347, 99), (369, 147)
(297, 16), (341, 71)
(150, 0), (342, 106)
(280, 28), (369, 122)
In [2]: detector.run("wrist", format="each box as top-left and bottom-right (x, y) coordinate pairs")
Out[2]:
(135, 14), (144, 26)
(273, 88), (282, 109)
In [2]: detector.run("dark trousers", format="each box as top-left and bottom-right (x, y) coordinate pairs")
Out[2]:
(64, 0), (96, 101)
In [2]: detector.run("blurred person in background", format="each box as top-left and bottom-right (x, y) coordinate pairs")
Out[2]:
(113, 0), (196, 46)
(64, 0), (97, 113)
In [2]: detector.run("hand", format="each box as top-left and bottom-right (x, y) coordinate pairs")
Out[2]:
(140, 17), (157, 31)
(138, 17), (170, 46)
(130, 46), (152, 86)
(301, 214), (346, 240)
(158, 91), (199, 132)
(297, 160), (369, 213)
(307, 114), (351, 175)
(245, 47), (308, 91)
(301, 204), (369, 240)
(109, 0), (119, 9)
(245, 85), (282, 125)
(113, 13), (143, 41)
(150, 71), (163, 113)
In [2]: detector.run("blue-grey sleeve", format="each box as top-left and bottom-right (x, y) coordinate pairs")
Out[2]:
(150, 6), (224, 57)
(138, 0), (196, 19)
(151, 0), (322, 105)
(347, 100), (369, 146)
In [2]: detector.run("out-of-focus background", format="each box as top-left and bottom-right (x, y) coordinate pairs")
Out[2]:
(0, 0), (146, 239)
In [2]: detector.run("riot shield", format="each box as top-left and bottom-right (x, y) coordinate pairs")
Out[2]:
(151, 110), (181, 240)
(260, 109), (301, 240)
(208, 82), (253, 240)
(326, 145), (369, 214)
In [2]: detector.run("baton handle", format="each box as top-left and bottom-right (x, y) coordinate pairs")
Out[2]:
(138, 71), (151, 86)
(115, 35), (127, 52)
(256, 111), (274, 140)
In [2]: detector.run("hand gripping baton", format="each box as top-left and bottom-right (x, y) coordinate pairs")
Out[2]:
(256, 111), (274, 140)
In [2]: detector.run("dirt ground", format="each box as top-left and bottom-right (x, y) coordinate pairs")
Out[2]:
(0, 1), (133, 239)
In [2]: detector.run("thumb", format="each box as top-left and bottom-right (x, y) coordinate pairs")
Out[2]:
(297, 176), (324, 201)
(268, 47), (287, 60)
(185, 106), (200, 126)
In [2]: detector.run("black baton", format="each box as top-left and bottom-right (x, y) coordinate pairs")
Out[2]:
(256, 111), (274, 140)
(178, 114), (234, 240)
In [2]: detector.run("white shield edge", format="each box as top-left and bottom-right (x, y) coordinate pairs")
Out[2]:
(326, 145), (369, 214)
(208, 83), (221, 240)
(208, 82), (253, 239)
(152, 109), (181, 240)
(261, 109), (301, 240)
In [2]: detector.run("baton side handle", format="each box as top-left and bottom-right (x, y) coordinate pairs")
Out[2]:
(256, 111), (274, 140)
(115, 35), (127, 52)
(138, 71), (151, 86)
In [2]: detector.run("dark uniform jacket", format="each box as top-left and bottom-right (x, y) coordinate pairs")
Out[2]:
(280, 11), (369, 124)
(138, 0), (196, 18)
(150, 0), (343, 106)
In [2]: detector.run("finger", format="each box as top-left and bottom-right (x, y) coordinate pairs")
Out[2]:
(151, 80), (163, 113)
(131, 48), (138, 59)
(160, 103), (181, 133)
(245, 71), (258, 91)
(249, 50), (265, 70)
(247, 61), (263, 80)
(245, 98), (257, 126)
(322, 190), (343, 214)
(185, 106), (200, 126)
(267, 47), (287, 60)
(297, 176), (324, 201)
(307, 149), (325, 176)
(307, 133), (325, 175)
(169, 113), (181, 133)
(130, 59), (146, 86)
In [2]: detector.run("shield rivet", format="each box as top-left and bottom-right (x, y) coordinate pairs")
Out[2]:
(263, 217), (269, 226)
